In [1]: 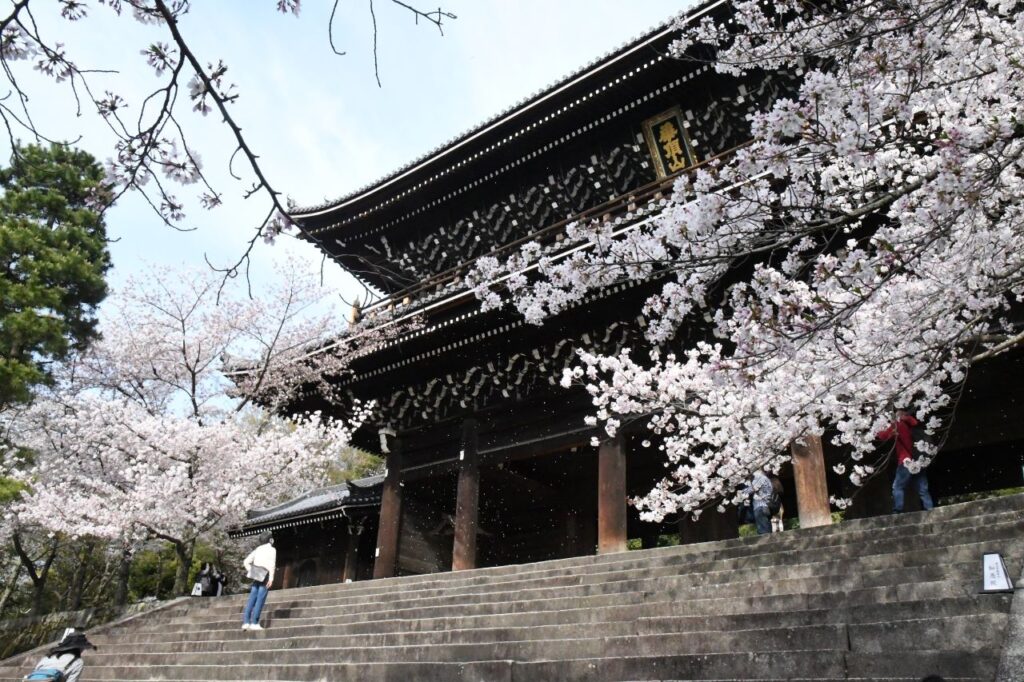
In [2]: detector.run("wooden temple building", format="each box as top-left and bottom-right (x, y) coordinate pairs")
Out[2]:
(232, 1), (1024, 588)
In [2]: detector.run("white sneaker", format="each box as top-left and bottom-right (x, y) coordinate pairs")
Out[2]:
(249, 624), (263, 631)
(241, 623), (250, 630)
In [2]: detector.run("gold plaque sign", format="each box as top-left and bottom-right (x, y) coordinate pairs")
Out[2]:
(642, 107), (696, 178)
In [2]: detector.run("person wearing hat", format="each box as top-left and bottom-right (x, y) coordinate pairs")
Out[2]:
(241, 530), (276, 631)
(25, 630), (96, 681)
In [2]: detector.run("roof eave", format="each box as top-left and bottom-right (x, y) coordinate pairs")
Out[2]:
(289, 0), (727, 220)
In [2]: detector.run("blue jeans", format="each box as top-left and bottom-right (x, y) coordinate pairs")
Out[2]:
(740, 505), (773, 535)
(892, 464), (934, 513)
(242, 581), (269, 625)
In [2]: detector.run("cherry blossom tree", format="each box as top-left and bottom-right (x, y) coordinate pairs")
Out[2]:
(1, 262), (386, 594)
(470, 0), (1024, 520)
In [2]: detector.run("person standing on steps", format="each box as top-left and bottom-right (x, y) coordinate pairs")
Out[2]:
(241, 530), (276, 631)
(196, 562), (215, 596)
(877, 408), (935, 514)
(212, 565), (227, 596)
(24, 630), (96, 681)
(740, 469), (775, 535)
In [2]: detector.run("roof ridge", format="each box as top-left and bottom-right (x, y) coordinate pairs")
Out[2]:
(287, 4), (709, 217)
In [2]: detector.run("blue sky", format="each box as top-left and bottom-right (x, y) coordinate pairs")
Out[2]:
(2, 0), (690, 303)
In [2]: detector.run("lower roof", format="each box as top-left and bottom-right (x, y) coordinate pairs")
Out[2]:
(229, 474), (384, 538)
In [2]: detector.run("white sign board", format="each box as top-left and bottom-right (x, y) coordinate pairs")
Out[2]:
(982, 552), (1014, 593)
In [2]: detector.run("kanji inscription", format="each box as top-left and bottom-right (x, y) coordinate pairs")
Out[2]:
(642, 107), (695, 178)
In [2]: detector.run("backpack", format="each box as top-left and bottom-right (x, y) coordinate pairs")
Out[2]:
(768, 476), (784, 515)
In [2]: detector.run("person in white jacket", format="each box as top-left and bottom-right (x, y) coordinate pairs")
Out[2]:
(26, 630), (96, 681)
(241, 530), (277, 631)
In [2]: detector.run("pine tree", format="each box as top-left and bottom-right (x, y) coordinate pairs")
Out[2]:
(0, 144), (111, 409)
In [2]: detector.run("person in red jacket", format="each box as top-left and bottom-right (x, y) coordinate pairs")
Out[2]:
(877, 409), (934, 513)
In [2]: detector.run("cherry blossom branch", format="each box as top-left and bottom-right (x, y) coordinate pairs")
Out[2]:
(0, 0), (455, 288)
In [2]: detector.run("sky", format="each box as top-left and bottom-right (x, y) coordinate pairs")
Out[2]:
(1, 0), (692, 306)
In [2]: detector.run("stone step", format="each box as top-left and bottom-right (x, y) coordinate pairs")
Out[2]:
(153, 513), (1024, 621)
(93, 593), (1008, 650)
(183, 497), (1016, 609)
(116, 554), (991, 634)
(163, 549), (983, 625)
(94, 583), (998, 652)
(87, 611), (1003, 660)
(848, 613), (1009, 653)
(1, 495), (1020, 681)
(5, 650), (850, 681)
(184, 504), (1024, 610)
(516, 649), (999, 681)
(133, 517), (1022, 625)
(0, 678), (991, 682)
(77, 623), (854, 668)
(98, 577), (982, 646)
(845, 650), (1002, 679)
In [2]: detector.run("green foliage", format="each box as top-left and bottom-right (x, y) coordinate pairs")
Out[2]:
(325, 447), (383, 484)
(129, 539), (248, 600)
(128, 544), (178, 602)
(0, 475), (26, 504)
(627, 533), (681, 550)
(0, 143), (111, 408)
(939, 486), (1024, 506)
(740, 510), (846, 537)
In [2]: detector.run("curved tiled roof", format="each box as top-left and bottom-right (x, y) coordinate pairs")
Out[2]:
(240, 474), (384, 528)
(289, 1), (722, 218)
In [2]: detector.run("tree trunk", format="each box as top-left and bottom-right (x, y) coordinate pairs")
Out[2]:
(0, 562), (22, 618)
(114, 548), (132, 607)
(30, 546), (57, 617)
(13, 532), (59, 617)
(67, 540), (95, 612)
(90, 554), (116, 608)
(172, 540), (195, 596)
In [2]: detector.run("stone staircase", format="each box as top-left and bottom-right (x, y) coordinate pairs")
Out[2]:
(2, 494), (1023, 681)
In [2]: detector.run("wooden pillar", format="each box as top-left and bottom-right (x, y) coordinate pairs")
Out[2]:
(342, 520), (363, 583)
(281, 562), (295, 589)
(598, 434), (628, 554)
(373, 440), (403, 579)
(452, 419), (480, 571)
(791, 434), (833, 528)
(563, 509), (581, 558)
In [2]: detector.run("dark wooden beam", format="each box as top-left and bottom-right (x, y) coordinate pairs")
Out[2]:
(452, 419), (480, 571)
(399, 424), (598, 483)
(488, 466), (560, 504)
(373, 440), (404, 579)
(342, 521), (362, 583)
(791, 435), (833, 528)
(598, 434), (628, 554)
